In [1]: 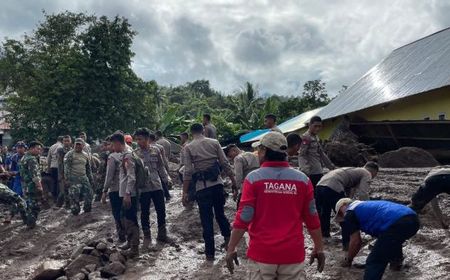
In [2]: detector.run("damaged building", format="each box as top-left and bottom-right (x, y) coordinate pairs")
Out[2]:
(241, 27), (450, 162)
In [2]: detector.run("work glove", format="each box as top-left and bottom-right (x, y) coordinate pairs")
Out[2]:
(225, 251), (239, 274)
(309, 251), (325, 272)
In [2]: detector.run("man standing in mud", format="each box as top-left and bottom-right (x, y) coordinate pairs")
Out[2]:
(226, 132), (325, 279)
(20, 141), (44, 228)
(135, 128), (171, 248)
(182, 123), (237, 261)
(64, 138), (94, 215)
(0, 183), (33, 227)
(299, 116), (335, 188)
(336, 198), (420, 279)
(149, 133), (172, 201)
(56, 135), (72, 208)
(110, 132), (140, 258)
(102, 137), (125, 243)
(47, 136), (63, 201)
(202, 113), (217, 139)
(409, 167), (450, 229)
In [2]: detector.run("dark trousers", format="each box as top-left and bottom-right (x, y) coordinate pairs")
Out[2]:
(139, 190), (166, 233)
(196, 184), (231, 257)
(121, 196), (139, 225)
(411, 174), (450, 211)
(109, 191), (123, 231)
(50, 167), (59, 199)
(316, 186), (345, 237)
(309, 174), (323, 189)
(364, 215), (420, 280)
(161, 181), (171, 199)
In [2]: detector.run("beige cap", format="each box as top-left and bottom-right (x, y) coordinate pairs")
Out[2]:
(333, 198), (353, 222)
(251, 132), (288, 153)
(75, 138), (85, 145)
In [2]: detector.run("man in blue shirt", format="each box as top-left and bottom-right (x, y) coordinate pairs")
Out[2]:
(335, 199), (420, 280)
(9, 142), (27, 196)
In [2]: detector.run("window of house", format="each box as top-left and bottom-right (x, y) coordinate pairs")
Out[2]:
(439, 113), (446, 120)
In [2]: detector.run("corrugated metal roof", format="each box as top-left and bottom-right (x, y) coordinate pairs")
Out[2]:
(319, 28), (450, 120)
(240, 107), (323, 143)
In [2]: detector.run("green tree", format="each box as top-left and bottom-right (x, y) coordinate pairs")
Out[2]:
(0, 11), (156, 144)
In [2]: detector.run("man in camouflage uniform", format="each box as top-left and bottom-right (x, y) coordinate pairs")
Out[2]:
(64, 138), (94, 215)
(19, 141), (43, 228)
(56, 135), (72, 208)
(0, 183), (32, 227)
(91, 153), (102, 202)
(135, 128), (171, 248)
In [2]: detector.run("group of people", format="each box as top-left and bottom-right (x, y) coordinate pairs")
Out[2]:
(1, 113), (450, 280)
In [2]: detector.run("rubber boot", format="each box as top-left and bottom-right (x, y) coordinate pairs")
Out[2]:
(142, 230), (152, 249)
(122, 220), (140, 259)
(157, 225), (168, 243)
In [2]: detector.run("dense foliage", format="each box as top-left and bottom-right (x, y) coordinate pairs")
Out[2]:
(0, 12), (332, 144)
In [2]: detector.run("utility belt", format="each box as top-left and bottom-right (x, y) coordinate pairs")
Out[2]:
(190, 162), (221, 201)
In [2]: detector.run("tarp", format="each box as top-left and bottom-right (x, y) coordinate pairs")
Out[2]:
(240, 107), (323, 143)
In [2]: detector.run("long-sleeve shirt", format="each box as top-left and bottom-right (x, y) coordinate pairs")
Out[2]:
(119, 150), (136, 197)
(63, 150), (93, 185)
(135, 146), (168, 192)
(103, 152), (121, 193)
(156, 138), (171, 162)
(233, 161), (321, 264)
(183, 135), (234, 191)
(298, 131), (334, 176)
(204, 123), (217, 139)
(47, 142), (62, 169)
(317, 167), (372, 200)
(234, 152), (260, 191)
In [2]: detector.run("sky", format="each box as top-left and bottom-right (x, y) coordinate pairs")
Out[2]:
(1, 0), (450, 96)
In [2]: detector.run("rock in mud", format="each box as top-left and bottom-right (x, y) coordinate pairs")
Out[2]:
(72, 272), (87, 280)
(55, 277), (68, 280)
(65, 254), (100, 278)
(84, 264), (97, 273)
(87, 271), (101, 280)
(81, 247), (95, 255)
(100, 261), (126, 278)
(109, 252), (126, 264)
(95, 242), (107, 252)
(32, 260), (65, 280)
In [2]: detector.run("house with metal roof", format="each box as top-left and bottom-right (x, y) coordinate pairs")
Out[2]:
(241, 28), (450, 160)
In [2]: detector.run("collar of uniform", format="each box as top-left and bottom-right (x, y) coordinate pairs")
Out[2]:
(193, 134), (205, 140)
(261, 161), (290, 168)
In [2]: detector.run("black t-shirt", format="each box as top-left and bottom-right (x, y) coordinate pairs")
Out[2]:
(343, 210), (361, 234)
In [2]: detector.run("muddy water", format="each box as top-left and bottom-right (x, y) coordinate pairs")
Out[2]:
(1, 168), (449, 280)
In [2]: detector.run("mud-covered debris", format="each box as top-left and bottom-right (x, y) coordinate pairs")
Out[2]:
(379, 147), (439, 168)
(87, 271), (101, 280)
(81, 247), (95, 255)
(65, 254), (101, 278)
(109, 252), (126, 264)
(32, 260), (65, 280)
(55, 277), (68, 280)
(100, 261), (126, 278)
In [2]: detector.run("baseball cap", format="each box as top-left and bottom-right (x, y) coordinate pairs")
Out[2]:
(124, 134), (133, 144)
(15, 141), (27, 148)
(251, 132), (288, 153)
(75, 138), (85, 145)
(333, 198), (353, 222)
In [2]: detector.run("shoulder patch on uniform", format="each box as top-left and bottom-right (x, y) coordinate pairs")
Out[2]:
(309, 199), (318, 215)
(240, 205), (255, 222)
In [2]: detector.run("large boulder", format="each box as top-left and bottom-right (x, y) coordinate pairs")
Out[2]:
(100, 261), (126, 278)
(378, 147), (439, 168)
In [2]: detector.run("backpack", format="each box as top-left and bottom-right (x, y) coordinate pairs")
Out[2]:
(122, 152), (149, 189)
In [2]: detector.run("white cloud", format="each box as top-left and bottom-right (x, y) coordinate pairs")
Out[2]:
(0, 0), (449, 96)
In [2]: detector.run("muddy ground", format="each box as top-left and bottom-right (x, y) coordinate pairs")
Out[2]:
(1, 167), (450, 280)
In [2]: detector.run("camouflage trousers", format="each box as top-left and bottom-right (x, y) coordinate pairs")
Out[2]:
(68, 176), (93, 216)
(24, 183), (41, 227)
(0, 183), (30, 225)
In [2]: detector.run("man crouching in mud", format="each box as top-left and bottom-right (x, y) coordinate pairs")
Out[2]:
(226, 132), (325, 279)
(409, 167), (450, 229)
